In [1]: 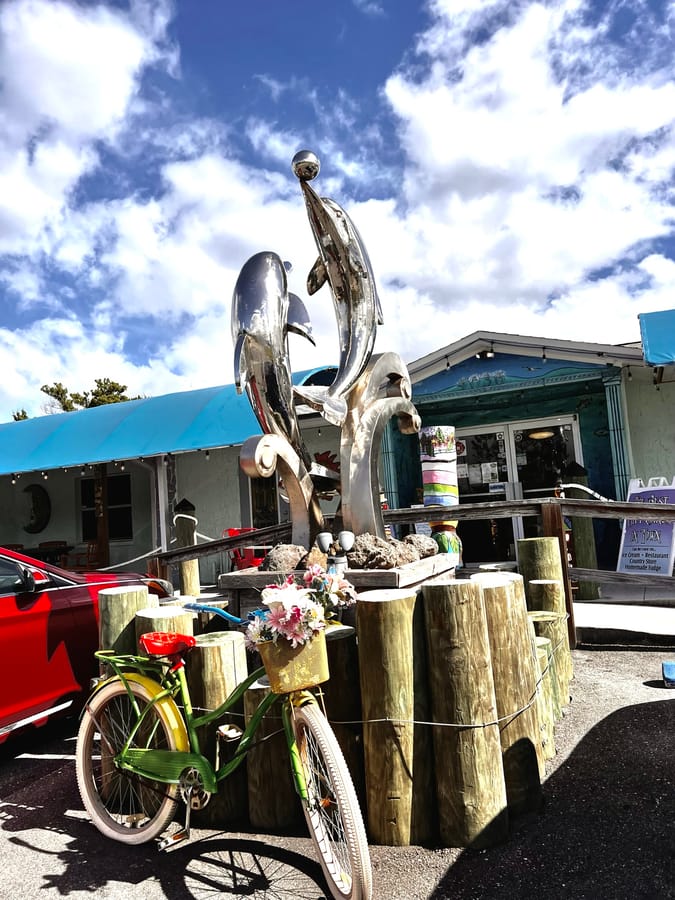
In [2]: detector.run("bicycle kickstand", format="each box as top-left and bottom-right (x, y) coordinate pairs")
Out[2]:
(158, 792), (193, 852)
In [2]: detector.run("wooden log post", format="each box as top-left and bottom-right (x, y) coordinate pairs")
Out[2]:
(322, 628), (366, 810)
(528, 612), (563, 719)
(174, 497), (201, 599)
(565, 474), (600, 601)
(517, 536), (565, 603)
(135, 605), (194, 651)
(526, 520), (577, 649)
(470, 573), (544, 814)
(187, 631), (249, 827)
(356, 588), (430, 846)
(410, 593), (438, 847)
(422, 578), (508, 848)
(535, 642), (556, 761)
(528, 579), (573, 706)
(244, 679), (302, 831)
(98, 585), (157, 654)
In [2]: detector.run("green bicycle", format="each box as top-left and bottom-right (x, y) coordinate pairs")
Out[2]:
(75, 603), (372, 900)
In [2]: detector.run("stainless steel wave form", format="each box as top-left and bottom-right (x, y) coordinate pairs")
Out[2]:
(231, 153), (421, 545)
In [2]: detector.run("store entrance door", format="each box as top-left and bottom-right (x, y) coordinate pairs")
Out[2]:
(456, 418), (581, 563)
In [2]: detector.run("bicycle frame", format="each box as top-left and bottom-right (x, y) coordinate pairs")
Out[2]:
(90, 648), (313, 802)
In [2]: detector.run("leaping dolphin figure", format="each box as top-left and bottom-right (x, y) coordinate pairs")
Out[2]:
(291, 150), (384, 427)
(232, 251), (315, 471)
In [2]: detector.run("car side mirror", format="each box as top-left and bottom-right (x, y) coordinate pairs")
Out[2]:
(21, 568), (36, 593)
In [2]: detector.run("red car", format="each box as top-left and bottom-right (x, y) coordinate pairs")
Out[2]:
(0, 546), (172, 743)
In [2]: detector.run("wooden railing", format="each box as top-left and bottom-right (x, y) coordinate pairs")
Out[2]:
(157, 497), (675, 578)
(153, 497), (675, 642)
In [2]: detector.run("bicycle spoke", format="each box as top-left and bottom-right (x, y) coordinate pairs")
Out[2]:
(291, 702), (372, 899)
(76, 680), (180, 844)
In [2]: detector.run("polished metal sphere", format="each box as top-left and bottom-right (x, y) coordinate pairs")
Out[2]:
(292, 150), (320, 182)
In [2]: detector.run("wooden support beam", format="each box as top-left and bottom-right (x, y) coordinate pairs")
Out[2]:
(538, 505), (577, 650)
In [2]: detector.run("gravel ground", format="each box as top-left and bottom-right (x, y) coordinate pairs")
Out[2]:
(1, 645), (673, 899)
(366, 644), (675, 900)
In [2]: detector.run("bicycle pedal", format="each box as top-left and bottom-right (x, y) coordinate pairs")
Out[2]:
(158, 828), (189, 852)
(217, 724), (243, 741)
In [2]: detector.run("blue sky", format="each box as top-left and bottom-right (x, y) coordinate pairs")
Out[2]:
(1, 0), (674, 419)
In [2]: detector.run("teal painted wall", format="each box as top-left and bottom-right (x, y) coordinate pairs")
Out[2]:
(399, 354), (622, 566)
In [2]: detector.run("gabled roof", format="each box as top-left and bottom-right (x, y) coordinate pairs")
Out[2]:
(0, 383), (260, 478)
(407, 331), (645, 383)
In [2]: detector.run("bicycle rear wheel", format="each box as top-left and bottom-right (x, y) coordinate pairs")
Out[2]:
(76, 678), (182, 844)
(291, 702), (372, 900)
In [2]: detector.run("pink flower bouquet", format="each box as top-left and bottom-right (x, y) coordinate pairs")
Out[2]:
(246, 568), (357, 649)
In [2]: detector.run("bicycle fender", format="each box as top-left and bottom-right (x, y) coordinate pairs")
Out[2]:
(289, 690), (316, 708)
(86, 673), (189, 753)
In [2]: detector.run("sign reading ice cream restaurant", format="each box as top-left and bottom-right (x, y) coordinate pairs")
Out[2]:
(617, 478), (675, 576)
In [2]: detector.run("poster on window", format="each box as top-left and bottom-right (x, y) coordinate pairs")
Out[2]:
(419, 425), (458, 511)
(617, 478), (675, 576)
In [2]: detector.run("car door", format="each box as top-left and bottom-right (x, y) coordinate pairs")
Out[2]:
(0, 557), (80, 739)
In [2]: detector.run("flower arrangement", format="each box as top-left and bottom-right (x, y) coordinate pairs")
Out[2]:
(245, 566), (357, 649)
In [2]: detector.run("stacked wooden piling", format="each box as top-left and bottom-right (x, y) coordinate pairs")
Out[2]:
(96, 535), (574, 850)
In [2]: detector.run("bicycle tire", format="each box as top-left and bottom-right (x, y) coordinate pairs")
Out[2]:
(291, 702), (372, 900)
(76, 678), (182, 844)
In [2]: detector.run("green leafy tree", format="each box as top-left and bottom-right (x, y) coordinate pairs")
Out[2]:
(41, 382), (77, 412)
(40, 379), (142, 414)
(12, 408), (28, 421)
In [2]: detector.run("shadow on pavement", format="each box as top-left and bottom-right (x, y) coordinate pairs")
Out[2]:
(430, 698), (675, 900)
(8, 824), (329, 899)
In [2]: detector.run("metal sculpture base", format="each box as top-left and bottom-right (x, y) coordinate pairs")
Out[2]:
(239, 434), (324, 549)
(339, 352), (420, 539)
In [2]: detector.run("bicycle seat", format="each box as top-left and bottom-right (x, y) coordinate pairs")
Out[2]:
(140, 632), (197, 657)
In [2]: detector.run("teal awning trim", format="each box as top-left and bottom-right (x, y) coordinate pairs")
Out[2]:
(639, 309), (675, 366)
(0, 384), (260, 477)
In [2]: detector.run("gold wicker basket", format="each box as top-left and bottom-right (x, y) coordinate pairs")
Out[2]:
(257, 630), (329, 693)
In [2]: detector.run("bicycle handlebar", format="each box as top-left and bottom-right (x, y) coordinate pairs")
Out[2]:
(182, 602), (247, 626)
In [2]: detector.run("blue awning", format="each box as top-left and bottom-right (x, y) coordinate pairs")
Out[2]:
(0, 383), (261, 477)
(639, 309), (675, 366)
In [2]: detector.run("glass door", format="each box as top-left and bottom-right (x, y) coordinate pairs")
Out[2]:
(512, 419), (579, 539)
(456, 428), (514, 563)
(456, 417), (581, 563)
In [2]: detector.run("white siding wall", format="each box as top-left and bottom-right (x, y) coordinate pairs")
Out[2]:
(624, 367), (675, 488)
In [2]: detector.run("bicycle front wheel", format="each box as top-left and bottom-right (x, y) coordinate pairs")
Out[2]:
(76, 678), (182, 845)
(292, 702), (372, 900)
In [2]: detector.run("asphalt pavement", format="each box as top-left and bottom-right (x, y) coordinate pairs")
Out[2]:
(1, 599), (674, 899)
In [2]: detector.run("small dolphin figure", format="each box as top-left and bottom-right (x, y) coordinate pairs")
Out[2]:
(232, 251), (315, 470)
(291, 150), (383, 426)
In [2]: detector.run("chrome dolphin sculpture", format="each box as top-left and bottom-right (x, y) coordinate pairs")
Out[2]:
(232, 250), (315, 471)
(291, 150), (384, 427)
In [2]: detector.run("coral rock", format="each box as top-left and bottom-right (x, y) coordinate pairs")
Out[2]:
(404, 533), (439, 558)
(259, 544), (306, 572)
(347, 533), (423, 569)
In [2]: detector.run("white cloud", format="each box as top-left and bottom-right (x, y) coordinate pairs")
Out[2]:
(1, 0), (674, 423)
(375, 0), (675, 347)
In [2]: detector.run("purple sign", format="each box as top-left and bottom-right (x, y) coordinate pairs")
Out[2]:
(618, 486), (675, 576)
